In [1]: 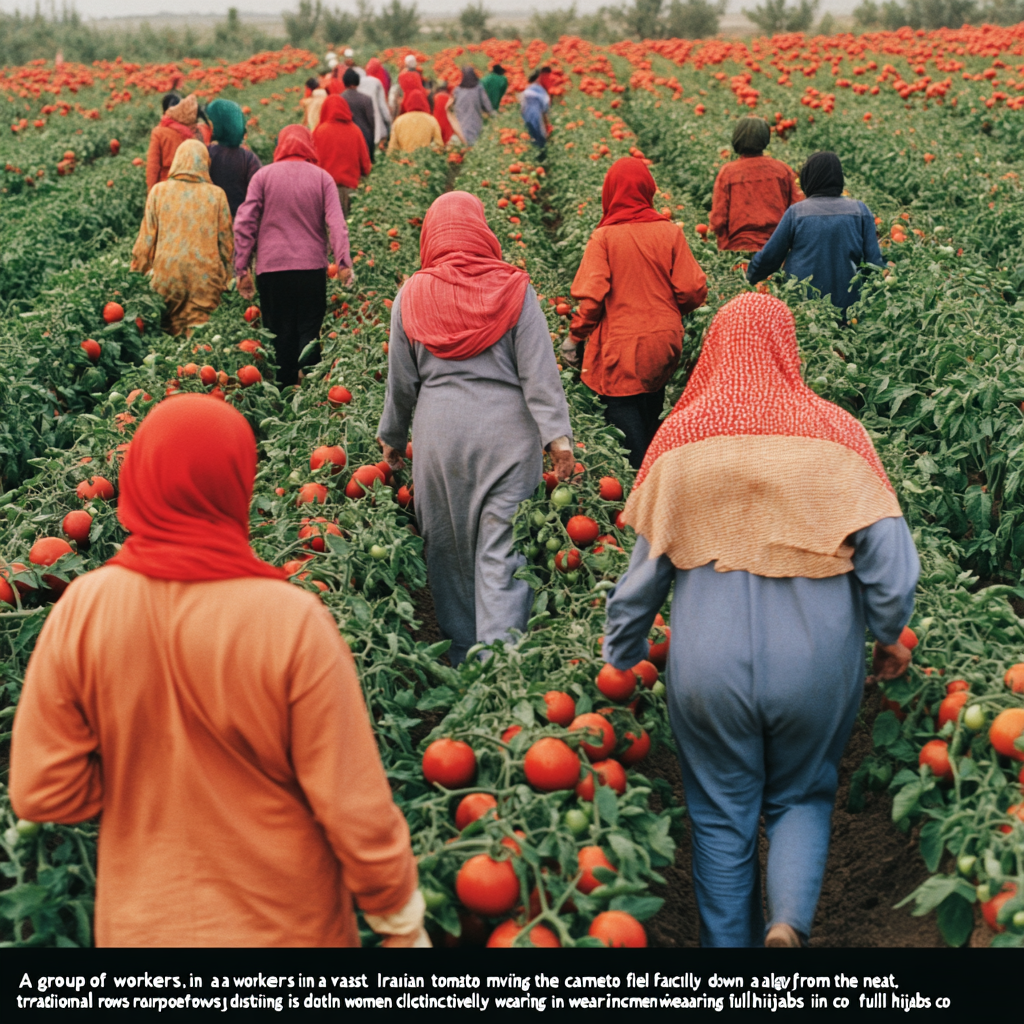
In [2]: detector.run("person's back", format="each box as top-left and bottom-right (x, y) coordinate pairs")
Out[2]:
(235, 160), (336, 274)
(482, 69), (508, 110)
(208, 145), (261, 217)
(342, 70), (376, 153)
(711, 155), (802, 252)
(388, 109), (442, 154)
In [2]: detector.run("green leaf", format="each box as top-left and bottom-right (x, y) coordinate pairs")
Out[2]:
(873, 710), (901, 748)
(595, 785), (619, 826)
(894, 873), (975, 915)
(609, 895), (664, 921)
(424, 639), (452, 658)
(892, 780), (923, 823)
(936, 893), (974, 948)
(990, 931), (1024, 947)
(416, 686), (456, 711)
(919, 819), (944, 872)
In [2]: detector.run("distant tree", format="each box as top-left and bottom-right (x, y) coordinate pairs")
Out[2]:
(816, 10), (836, 31)
(978, 0), (1024, 22)
(616, 0), (667, 37)
(904, 0), (977, 26)
(322, 5), (359, 43)
(663, 0), (725, 37)
(528, 4), (578, 41)
(359, 0), (421, 45)
(576, 10), (613, 40)
(215, 7), (242, 45)
(742, 0), (818, 33)
(459, 1), (490, 40)
(284, 0), (322, 45)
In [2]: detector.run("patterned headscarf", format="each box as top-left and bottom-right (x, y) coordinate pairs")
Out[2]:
(167, 140), (212, 183)
(164, 94), (198, 126)
(623, 292), (902, 577)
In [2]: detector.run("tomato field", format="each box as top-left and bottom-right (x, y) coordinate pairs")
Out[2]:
(2, 25), (1024, 949)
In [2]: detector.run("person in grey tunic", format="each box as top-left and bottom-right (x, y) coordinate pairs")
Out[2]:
(377, 192), (573, 664)
(602, 292), (920, 949)
(450, 66), (493, 147)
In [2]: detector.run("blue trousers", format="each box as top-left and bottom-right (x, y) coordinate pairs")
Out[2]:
(523, 115), (547, 150)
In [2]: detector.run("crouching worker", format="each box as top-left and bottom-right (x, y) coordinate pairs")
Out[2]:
(10, 395), (427, 948)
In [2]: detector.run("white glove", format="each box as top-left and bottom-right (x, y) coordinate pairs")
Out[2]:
(365, 888), (432, 948)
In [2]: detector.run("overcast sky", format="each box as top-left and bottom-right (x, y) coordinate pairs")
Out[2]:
(1, 0), (858, 20)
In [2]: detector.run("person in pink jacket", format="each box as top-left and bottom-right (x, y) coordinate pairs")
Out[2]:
(234, 125), (352, 386)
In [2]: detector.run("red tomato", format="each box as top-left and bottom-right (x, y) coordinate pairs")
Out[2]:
(486, 919), (560, 947)
(328, 385), (353, 407)
(62, 510), (92, 546)
(80, 338), (101, 362)
(589, 910), (647, 947)
(937, 691), (969, 728)
(237, 365), (262, 387)
(102, 301), (124, 323)
(981, 882), (1017, 932)
(199, 365), (217, 386)
(543, 690), (576, 727)
(455, 793), (498, 831)
(76, 476), (114, 500)
(598, 476), (623, 501)
(899, 626), (918, 650)
(296, 483), (328, 506)
(397, 485), (413, 508)
(456, 854), (520, 916)
(632, 660), (658, 688)
(575, 758), (626, 800)
(310, 445), (347, 474)
(945, 679), (970, 695)
(614, 510), (629, 531)
(620, 728), (651, 765)
(423, 738), (476, 788)
(596, 663), (636, 702)
(345, 465), (385, 499)
(243, 305), (260, 323)
(569, 713), (616, 759)
(523, 738), (580, 791)
(501, 725), (522, 744)
(566, 516), (599, 547)
(554, 548), (582, 572)
(919, 739), (953, 782)
(575, 846), (615, 894)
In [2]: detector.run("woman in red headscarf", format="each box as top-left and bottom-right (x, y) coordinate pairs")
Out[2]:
(313, 95), (371, 217)
(376, 192), (573, 664)
(601, 292), (920, 948)
(234, 125), (351, 387)
(10, 395), (425, 948)
(432, 90), (464, 146)
(567, 157), (708, 468)
(387, 89), (443, 155)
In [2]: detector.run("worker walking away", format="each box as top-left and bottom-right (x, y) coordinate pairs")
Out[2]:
(602, 292), (919, 948)
(147, 93), (201, 191)
(234, 126), (351, 388)
(10, 395), (427, 948)
(451, 66), (493, 146)
(746, 151), (884, 311)
(481, 64), (508, 111)
(377, 193), (574, 665)
(387, 92), (443, 156)
(341, 68), (377, 163)
(710, 117), (803, 252)
(359, 58), (393, 151)
(206, 99), (261, 218)
(131, 140), (233, 335)
(566, 157), (707, 469)
(520, 70), (552, 151)
(313, 95), (371, 218)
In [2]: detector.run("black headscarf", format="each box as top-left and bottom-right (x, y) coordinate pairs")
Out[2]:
(732, 117), (770, 155)
(800, 151), (844, 198)
(460, 65), (479, 89)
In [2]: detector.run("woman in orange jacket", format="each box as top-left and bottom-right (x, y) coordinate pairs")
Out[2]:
(566, 158), (708, 468)
(146, 94), (211, 191)
(10, 395), (426, 948)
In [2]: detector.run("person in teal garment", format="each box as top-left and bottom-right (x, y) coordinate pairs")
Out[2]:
(481, 64), (508, 110)
(602, 292), (920, 948)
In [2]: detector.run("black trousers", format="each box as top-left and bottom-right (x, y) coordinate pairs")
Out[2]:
(255, 268), (326, 387)
(601, 388), (665, 469)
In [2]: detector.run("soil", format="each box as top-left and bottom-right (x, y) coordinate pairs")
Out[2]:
(408, 585), (947, 947)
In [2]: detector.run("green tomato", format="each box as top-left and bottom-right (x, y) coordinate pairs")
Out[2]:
(813, 375), (828, 386)
(957, 855), (976, 876)
(421, 888), (447, 911)
(536, 527), (549, 544)
(1013, 910), (1024, 930)
(845, 362), (859, 377)
(3, 827), (19, 847)
(14, 820), (39, 838)
(369, 545), (389, 561)
(564, 571), (579, 585)
(564, 810), (589, 837)
(287, 469), (302, 484)
(546, 556), (556, 572)
(652, 680), (666, 697)
(964, 705), (985, 731)
(551, 486), (573, 508)
(531, 511), (547, 528)
(976, 883), (992, 903)
(546, 537), (561, 552)
(524, 544), (540, 560)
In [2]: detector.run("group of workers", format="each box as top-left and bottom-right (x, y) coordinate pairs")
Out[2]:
(12, 70), (912, 952)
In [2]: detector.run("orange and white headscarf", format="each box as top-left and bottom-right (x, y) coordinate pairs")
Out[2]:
(623, 292), (902, 578)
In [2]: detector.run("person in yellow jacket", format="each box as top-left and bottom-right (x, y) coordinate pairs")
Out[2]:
(387, 90), (443, 155)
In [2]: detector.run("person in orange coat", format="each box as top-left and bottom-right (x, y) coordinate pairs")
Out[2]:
(709, 117), (804, 253)
(313, 95), (371, 217)
(566, 158), (708, 468)
(146, 93), (204, 192)
(10, 395), (426, 948)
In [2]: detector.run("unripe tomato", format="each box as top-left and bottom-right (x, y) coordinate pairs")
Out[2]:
(963, 704), (986, 731)
(15, 819), (40, 838)
(957, 854), (976, 876)
(564, 809), (590, 836)
(551, 486), (573, 508)
(369, 544), (389, 561)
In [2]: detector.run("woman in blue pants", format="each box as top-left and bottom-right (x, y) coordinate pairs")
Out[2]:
(602, 292), (920, 947)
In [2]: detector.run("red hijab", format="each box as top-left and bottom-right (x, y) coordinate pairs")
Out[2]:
(398, 68), (422, 96)
(325, 77), (344, 95)
(318, 94), (353, 125)
(537, 72), (556, 94)
(433, 92), (454, 144)
(637, 293), (893, 491)
(402, 88), (431, 114)
(401, 191), (530, 360)
(366, 57), (388, 92)
(274, 124), (318, 163)
(597, 157), (666, 229)
(108, 395), (285, 582)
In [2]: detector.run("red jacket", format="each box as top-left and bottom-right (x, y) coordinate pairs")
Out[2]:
(710, 155), (804, 252)
(312, 96), (371, 190)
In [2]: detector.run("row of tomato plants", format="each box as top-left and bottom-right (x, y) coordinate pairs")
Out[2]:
(0, 43), (683, 949)
(607, 42), (1024, 946)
